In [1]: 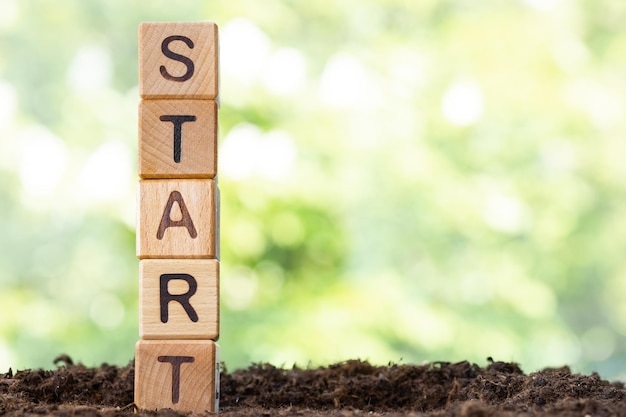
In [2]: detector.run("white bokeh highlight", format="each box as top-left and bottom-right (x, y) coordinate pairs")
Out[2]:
(18, 126), (68, 199)
(221, 18), (271, 85)
(220, 123), (297, 182)
(441, 81), (485, 126)
(319, 52), (382, 109)
(67, 46), (112, 95)
(79, 140), (132, 202)
(262, 48), (307, 96)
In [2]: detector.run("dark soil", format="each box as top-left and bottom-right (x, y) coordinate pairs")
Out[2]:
(1, 355), (625, 416)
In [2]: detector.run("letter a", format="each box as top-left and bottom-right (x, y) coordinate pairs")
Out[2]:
(157, 191), (198, 240)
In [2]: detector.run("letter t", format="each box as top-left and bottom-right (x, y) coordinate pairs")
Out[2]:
(159, 115), (197, 163)
(158, 355), (195, 404)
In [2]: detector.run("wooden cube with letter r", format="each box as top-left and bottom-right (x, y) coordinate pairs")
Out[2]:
(140, 259), (219, 340)
(135, 340), (220, 413)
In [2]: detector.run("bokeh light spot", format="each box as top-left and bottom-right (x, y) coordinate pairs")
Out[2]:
(441, 81), (484, 126)
(67, 46), (112, 95)
(18, 126), (67, 200)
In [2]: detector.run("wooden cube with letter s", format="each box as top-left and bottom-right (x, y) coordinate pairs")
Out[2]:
(139, 22), (218, 99)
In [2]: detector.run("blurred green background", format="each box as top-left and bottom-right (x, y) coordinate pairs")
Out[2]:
(1, 0), (626, 379)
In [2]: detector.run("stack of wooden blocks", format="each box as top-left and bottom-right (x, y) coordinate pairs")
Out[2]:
(134, 22), (220, 413)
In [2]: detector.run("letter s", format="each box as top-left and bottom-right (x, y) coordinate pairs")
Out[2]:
(160, 35), (195, 82)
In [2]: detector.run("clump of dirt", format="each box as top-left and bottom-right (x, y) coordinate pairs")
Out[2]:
(1, 355), (625, 416)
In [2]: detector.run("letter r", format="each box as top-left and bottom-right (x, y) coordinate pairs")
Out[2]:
(160, 274), (199, 323)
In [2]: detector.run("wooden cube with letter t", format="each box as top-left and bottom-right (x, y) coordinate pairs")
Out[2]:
(135, 340), (220, 413)
(139, 99), (218, 179)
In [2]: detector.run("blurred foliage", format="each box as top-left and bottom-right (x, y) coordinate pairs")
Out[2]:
(1, 0), (626, 379)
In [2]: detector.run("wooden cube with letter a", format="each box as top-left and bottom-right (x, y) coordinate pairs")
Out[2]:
(140, 259), (219, 340)
(139, 99), (218, 179)
(139, 22), (218, 99)
(137, 179), (217, 259)
(135, 340), (220, 413)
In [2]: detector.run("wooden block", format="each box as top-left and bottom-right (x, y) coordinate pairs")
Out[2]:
(140, 259), (219, 340)
(137, 179), (216, 259)
(135, 340), (219, 413)
(139, 22), (218, 99)
(214, 183), (220, 260)
(139, 100), (217, 179)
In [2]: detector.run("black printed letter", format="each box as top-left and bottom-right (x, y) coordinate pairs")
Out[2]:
(160, 273), (199, 323)
(156, 191), (198, 240)
(159, 115), (196, 163)
(160, 35), (194, 82)
(158, 355), (194, 404)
